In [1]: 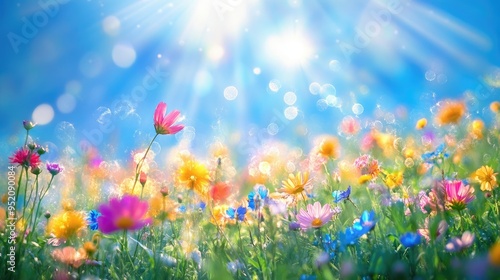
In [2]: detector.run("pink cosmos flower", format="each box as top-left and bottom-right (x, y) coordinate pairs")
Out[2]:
(296, 201), (334, 229)
(444, 180), (475, 211)
(97, 195), (152, 234)
(153, 102), (184, 135)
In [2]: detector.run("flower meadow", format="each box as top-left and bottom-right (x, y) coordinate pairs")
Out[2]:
(2, 100), (500, 280)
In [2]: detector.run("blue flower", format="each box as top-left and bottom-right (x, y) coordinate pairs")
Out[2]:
(226, 206), (247, 221)
(198, 201), (206, 211)
(236, 206), (247, 221)
(337, 227), (359, 251)
(322, 234), (336, 260)
(86, 210), (101, 230)
(332, 186), (351, 203)
(353, 210), (376, 235)
(178, 205), (187, 213)
(248, 185), (269, 210)
(226, 207), (236, 219)
(300, 274), (317, 280)
(421, 143), (449, 164)
(400, 232), (422, 248)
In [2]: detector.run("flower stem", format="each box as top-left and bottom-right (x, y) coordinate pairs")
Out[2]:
(132, 133), (159, 193)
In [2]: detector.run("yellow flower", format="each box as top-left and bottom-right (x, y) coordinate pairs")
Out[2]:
(489, 241), (500, 266)
(278, 172), (310, 197)
(177, 158), (211, 197)
(210, 205), (229, 226)
(47, 210), (86, 240)
(358, 174), (373, 184)
(436, 100), (466, 125)
(471, 119), (484, 139)
(385, 171), (403, 189)
(490, 101), (500, 113)
(148, 194), (178, 222)
(317, 136), (339, 159)
(61, 198), (76, 211)
(474, 165), (498, 192)
(416, 118), (427, 130)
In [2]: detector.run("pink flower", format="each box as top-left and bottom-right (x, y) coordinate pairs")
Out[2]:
(9, 148), (41, 168)
(97, 195), (152, 234)
(444, 180), (475, 211)
(52, 246), (86, 268)
(296, 201), (334, 229)
(417, 219), (448, 242)
(446, 231), (475, 252)
(153, 102), (184, 135)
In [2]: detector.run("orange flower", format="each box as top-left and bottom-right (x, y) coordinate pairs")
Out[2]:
(317, 136), (339, 159)
(490, 241), (500, 266)
(436, 100), (466, 125)
(490, 101), (500, 113)
(148, 194), (178, 221)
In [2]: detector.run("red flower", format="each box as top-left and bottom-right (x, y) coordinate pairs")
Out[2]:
(9, 148), (41, 168)
(209, 182), (232, 202)
(153, 102), (184, 135)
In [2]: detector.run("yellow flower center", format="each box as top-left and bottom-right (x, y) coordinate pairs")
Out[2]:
(311, 218), (323, 227)
(116, 217), (134, 229)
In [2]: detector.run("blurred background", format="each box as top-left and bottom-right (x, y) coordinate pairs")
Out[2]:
(0, 0), (499, 165)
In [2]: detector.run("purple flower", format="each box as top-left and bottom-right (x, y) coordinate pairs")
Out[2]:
(46, 162), (64, 176)
(446, 231), (475, 252)
(289, 222), (301, 231)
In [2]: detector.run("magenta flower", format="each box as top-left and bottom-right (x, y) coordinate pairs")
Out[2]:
(296, 201), (334, 229)
(97, 195), (152, 234)
(444, 180), (475, 211)
(9, 148), (41, 168)
(153, 102), (184, 135)
(46, 162), (64, 176)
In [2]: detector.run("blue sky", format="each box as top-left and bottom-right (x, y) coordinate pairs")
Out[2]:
(1, 0), (499, 163)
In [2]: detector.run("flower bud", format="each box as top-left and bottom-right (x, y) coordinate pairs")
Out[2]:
(140, 172), (147, 186)
(23, 120), (36, 131)
(160, 187), (169, 197)
(31, 165), (42, 175)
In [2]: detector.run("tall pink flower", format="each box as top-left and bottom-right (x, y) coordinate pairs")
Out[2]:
(153, 102), (184, 135)
(97, 195), (152, 234)
(296, 201), (334, 229)
(444, 180), (475, 211)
